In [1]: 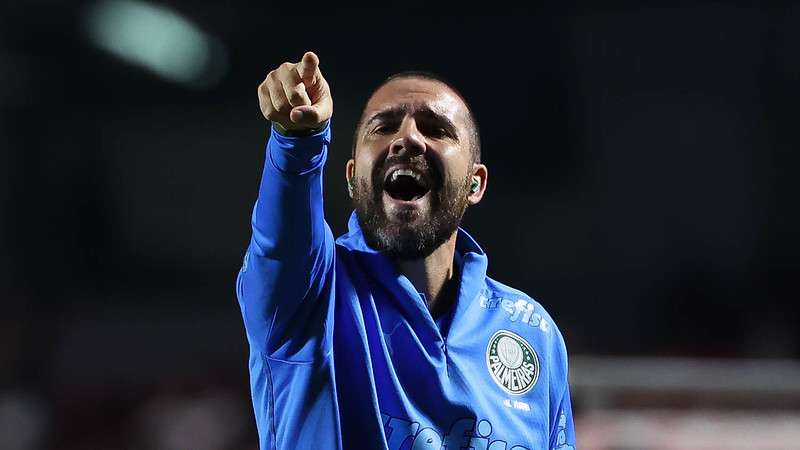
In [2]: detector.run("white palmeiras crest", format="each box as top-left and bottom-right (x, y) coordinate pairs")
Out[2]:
(486, 330), (540, 395)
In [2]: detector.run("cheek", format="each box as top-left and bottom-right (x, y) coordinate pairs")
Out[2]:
(353, 158), (381, 189)
(440, 153), (471, 182)
(352, 155), (373, 177)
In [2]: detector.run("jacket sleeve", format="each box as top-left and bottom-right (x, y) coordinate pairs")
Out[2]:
(235, 122), (335, 359)
(550, 383), (576, 450)
(549, 322), (576, 450)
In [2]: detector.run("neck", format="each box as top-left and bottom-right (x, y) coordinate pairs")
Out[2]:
(395, 231), (460, 318)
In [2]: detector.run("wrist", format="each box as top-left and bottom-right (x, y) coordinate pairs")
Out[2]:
(272, 120), (328, 137)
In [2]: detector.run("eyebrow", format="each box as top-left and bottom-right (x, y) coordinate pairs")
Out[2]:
(364, 106), (406, 129)
(363, 104), (460, 140)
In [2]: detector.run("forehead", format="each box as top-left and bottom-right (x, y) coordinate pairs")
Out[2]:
(363, 77), (469, 123)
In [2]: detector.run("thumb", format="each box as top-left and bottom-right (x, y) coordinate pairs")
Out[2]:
(296, 51), (320, 86)
(290, 104), (327, 126)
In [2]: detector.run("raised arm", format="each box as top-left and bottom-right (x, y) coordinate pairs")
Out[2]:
(236, 51), (335, 359)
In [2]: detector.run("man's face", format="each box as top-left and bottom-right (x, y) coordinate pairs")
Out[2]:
(347, 77), (486, 260)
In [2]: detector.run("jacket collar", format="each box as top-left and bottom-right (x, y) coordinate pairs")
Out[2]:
(336, 210), (489, 343)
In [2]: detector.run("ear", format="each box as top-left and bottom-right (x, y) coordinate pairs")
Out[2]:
(467, 163), (488, 205)
(345, 159), (355, 198)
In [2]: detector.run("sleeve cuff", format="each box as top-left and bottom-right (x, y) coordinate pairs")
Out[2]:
(272, 120), (328, 137)
(268, 120), (332, 174)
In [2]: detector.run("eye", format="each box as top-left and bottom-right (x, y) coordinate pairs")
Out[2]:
(372, 124), (396, 134)
(421, 124), (449, 138)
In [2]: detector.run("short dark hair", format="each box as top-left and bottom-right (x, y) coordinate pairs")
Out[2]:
(352, 71), (481, 162)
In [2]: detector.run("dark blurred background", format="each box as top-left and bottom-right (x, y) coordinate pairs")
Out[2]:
(2, 1), (799, 449)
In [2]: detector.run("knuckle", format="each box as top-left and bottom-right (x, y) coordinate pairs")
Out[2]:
(288, 87), (304, 102)
(274, 98), (290, 113)
(261, 103), (275, 118)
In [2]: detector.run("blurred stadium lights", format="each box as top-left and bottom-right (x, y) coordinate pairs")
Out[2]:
(571, 356), (800, 449)
(0, 391), (48, 450)
(83, 0), (227, 89)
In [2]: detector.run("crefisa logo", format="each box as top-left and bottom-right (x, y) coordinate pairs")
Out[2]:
(486, 330), (539, 395)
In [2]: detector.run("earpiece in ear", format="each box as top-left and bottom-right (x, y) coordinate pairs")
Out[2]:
(470, 176), (480, 193)
(347, 179), (354, 198)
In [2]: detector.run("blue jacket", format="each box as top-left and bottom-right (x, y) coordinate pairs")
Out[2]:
(236, 122), (576, 450)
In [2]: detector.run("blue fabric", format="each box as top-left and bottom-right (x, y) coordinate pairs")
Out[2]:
(236, 122), (576, 450)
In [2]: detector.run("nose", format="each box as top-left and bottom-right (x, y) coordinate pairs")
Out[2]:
(388, 117), (425, 158)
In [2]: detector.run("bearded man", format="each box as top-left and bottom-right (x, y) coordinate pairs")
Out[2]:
(236, 51), (576, 450)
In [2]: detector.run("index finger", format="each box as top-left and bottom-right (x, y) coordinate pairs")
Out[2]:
(296, 51), (320, 86)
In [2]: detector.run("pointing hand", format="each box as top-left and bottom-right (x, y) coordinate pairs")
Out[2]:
(258, 51), (332, 131)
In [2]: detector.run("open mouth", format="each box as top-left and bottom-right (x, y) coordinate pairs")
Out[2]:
(383, 168), (431, 202)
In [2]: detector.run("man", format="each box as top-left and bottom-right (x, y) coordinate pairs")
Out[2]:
(236, 51), (576, 450)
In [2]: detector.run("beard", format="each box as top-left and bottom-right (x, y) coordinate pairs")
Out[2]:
(351, 155), (472, 260)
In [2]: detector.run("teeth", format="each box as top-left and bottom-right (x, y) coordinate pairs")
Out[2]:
(390, 169), (421, 182)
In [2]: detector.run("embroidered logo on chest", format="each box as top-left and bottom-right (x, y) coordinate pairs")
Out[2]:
(486, 330), (539, 395)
